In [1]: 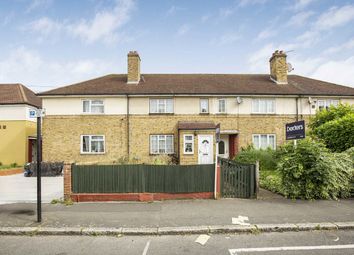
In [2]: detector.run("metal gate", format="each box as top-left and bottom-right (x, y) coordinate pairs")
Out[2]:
(220, 158), (257, 198)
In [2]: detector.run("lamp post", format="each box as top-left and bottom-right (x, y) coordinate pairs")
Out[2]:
(36, 109), (43, 223)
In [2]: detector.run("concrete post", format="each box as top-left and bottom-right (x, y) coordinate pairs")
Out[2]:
(255, 161), (260, 199)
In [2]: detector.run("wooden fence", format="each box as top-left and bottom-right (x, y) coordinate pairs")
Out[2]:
(72, 164), (215, 194)
(219, 158), (257, 198)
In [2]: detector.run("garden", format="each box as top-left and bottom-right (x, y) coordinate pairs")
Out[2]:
(234, 103), (354, 200)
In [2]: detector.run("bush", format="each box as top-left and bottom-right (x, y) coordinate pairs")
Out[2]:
(260, 171), (284, 195)
(234, 146), (277, 171)
(310, 104), (354, 152)
(277, 138), (352, 199)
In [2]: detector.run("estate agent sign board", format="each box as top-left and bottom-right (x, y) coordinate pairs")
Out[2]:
(286, 120), (305, 140)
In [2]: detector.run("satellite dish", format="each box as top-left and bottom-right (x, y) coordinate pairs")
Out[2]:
(287, 63), (294, 72)
(236, 96), (243, 104)
(308, 97), (313, 104)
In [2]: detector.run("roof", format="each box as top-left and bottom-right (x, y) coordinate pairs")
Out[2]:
(0, 84), (42, 108)
(37, 74), (354, 97)
(178, 121), (216, 130)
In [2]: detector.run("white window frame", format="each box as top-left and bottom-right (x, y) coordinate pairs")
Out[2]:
(149, 98), (174, 114)
(252, 98), (276, 114)
(82, 99), (105, 114)
(80, 135), (105, 154)
(200, 98), (209, 113)
(183, 134), (194, 154)
(150, 135), (174, 154)
(217, 98), (226, 113)
(252, 134), (276, 150)
(317, 99), (339, 111)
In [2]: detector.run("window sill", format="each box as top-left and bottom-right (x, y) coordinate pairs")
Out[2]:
(251, 113), (276, 115)
(80, 152), (106, 155)
(183, 152), (194, 155)
(149, 153), (175, 156)
(199, 112), (210, 115)
(81, 113), (105, 115)
(149, 113), (174, 115)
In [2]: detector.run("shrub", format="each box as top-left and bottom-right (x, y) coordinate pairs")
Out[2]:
(234, 146), (277, 171)
(277, 138), (352, 199)
(260, 171), (284, 195)
(315, 113), (354, 152)
(310, 104), (354, 152)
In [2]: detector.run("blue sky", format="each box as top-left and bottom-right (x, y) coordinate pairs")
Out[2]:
(1, 0), (354, 92)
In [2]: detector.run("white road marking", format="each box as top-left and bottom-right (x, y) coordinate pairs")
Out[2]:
(229, 244), (354, 254)
(232, 216), (250, 226)
(195, 234), (210, 245)
(142, 240), (151, 255)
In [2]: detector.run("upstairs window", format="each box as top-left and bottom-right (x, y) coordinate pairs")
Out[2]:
(218, 99), (226, 113)
(83, 100), (104, 114)
(81, 135), (105, 154)
(150, 135), (174, 154)
(252, 99), (275, 114)
(252, 134), (276, 150)
(149, 99), (174, 114)
(200, 98), (209, 113)
(183, 134), (194, 154)
(317, 99), (339, 111)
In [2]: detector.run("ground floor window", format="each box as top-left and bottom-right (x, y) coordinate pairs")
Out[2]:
(183, 134), (194, 154)
(81, 135), (105, 154)
(150, 135), (174, 154)
(252, 134), (276, 150)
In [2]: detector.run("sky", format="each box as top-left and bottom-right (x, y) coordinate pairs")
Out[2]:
(1, 0), (354, 92)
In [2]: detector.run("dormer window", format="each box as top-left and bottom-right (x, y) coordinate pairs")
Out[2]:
(83, 99), (104, 114)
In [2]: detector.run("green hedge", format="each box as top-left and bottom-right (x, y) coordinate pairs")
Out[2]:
(277, 138), (352, 199)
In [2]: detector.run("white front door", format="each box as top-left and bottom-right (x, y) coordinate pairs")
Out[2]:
(218, 135), (229, 159)
(198, 135), (214, 164)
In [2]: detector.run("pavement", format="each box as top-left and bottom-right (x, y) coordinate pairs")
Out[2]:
(0, 174), (63, 204)
(1, 230), (354, 254)
(0, 189), (353, 236)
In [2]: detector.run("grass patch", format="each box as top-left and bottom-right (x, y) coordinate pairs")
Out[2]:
(0, 163), (22, 171)
(51, 197), (74, 206)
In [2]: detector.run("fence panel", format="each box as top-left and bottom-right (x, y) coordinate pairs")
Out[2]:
(72, 164), (215, 194)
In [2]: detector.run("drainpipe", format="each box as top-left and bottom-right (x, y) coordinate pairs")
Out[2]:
(126, 95), (130, 159)
(296, 96), (299, 121)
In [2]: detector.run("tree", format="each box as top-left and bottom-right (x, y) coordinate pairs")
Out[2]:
(309, 104), (354, 152)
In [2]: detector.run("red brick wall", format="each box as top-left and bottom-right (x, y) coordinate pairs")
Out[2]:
(63, 164), (72, 199)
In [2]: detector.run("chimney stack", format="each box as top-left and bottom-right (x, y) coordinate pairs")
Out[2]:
(127, 51), (140, 84)
(269, 50), (288, 84)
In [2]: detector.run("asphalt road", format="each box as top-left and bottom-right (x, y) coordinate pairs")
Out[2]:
(0, 230), (353, 255)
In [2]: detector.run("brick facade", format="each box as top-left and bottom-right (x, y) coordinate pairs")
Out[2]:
(42, 113), (308, 165)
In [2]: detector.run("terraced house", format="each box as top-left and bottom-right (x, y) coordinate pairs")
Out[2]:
(38, 51), (354, 165)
